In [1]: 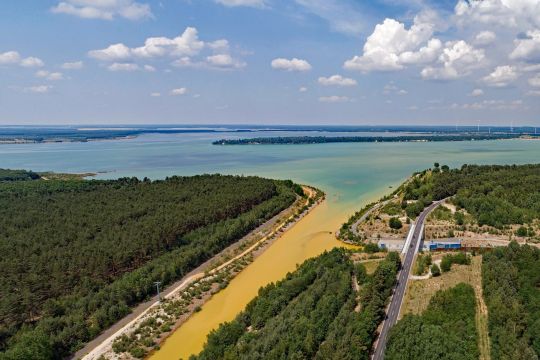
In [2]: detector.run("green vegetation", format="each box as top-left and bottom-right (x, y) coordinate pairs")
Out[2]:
(430, 263), (441, 277)
(386, 283), (478, 360)
(389, 217), (403, 230)
(213, 133), (527, 145)
(403, 164), (540, 227)
(192, 249), (401, 360)
(440, 253), (471, 273)
(0, 168), (40, 181)
(414, 254), (432, 276)
(0, 174), (298, 359)
(483, 242), (540, 359)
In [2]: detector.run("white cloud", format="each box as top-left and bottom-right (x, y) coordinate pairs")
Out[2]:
(170, 88), (188, 96)
(470, 88), (484, 96)
(25, 85), (52, 93)
(150, 92), (161, 97)
(89, 43), (132, 61)
(20, 57), (44, 68)
(529, 73), (540, 87)
(51, 0), (152, 21)
(421, 40), (485, 80)
(36, 70), (64, 80)
(343, 15), (439, 72)
(475, 31), (496, 46)
(131, 27), (204, 58)
(107, 62), (139, 71)
(89, 27), (244, 70)
(271, 58), (312, 72)
(61, 61), (83, 70)
(454, 0), (540, 28)
(299, 86), (308, 92)
(319, 95), (349, 103)
(483, 65), (519, 87)
(510, 30), (540, 62)
(144, 64), (156, 72)
(459, 99), (525, 110)
(0, 51), (21, 65)
(526, 90), (540, 96)
(214, 0), (266, 8)
(318, 74), (357, 86)
(206, 54), (246, 69)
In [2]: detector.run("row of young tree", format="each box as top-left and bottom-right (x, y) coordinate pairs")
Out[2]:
(0, 174), (298, 359)
(192, 249), (401, 360)
(403, 164), (540, 227)
(385, 283), (479, 359)
(482, 242), (540, 359)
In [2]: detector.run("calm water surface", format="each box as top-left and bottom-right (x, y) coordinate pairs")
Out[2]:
(1, 133), (539, 359)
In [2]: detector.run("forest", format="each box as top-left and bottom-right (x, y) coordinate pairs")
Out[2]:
(402, 164), (540, 227)
(385, 283), (478, 359)
(192, 249), (401, 360)
(0, 169), (40, 181)
(212, 134), (525, 145)
(0, 174), (298, 359)
(482, 242), (540, 359)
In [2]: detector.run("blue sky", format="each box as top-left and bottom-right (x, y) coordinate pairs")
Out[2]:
(0, 0), (539, 126)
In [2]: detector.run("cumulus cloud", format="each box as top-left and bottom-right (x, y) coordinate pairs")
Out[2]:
(0, 51), (21, 65)
(0, 51), (45, 68)
(20, 56), (44, 68)
(470, 88), (484, 96)
(107, 62), (139, 71)
(25, 85), (52, 93)
(271, 58), (312, 72)
(421, 40), (485, 80)
(150, 92), (161, 97)
(89, 27), (244, 70)
(483, 65), (519, 87)
(214, 0), (266, 8)
(51, 0), (153, 21)
(61, 61), (84, 70)
(454, 0), (540, 28)
(343, 14), (440, 72)
(170, 88), (188, 96)
(299, 86), (308, 92)
(318, 74), (357, 86)
(206, 54), (246, 69)
(475, 31), (496, 46)
(319, 95), (349, 103)
(35, 70), (64, 80)
(510, 30), (540, 62)
(89, 43), (133, 61)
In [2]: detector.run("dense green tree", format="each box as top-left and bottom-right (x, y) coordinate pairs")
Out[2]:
(0, 174), (298, 358)
(386, 283), (478, 360)
(483, 242), (540, 359)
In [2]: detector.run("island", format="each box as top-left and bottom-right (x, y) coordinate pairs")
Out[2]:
(212, 133), (538, 145)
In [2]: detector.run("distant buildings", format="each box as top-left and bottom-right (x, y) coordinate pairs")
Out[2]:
(377, 238), (462, 252)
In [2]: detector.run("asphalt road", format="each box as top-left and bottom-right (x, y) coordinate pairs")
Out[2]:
(371, 200), (444, 360)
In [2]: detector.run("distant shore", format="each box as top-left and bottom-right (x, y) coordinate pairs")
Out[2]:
(213, 134), (538, 145)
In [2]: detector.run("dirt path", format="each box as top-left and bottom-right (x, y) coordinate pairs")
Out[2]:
(472, 257), (491, 360)
(77, 186), (318, 360)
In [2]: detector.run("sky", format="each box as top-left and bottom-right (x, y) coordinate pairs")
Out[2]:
(0, 0), (540, 126)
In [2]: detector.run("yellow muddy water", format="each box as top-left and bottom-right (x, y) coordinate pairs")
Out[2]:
(150, 199), (357, 360)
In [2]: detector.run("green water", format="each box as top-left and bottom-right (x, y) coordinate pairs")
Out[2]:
(2, 132), (538, 215)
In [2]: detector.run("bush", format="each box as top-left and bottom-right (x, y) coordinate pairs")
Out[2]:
(516, 226), (528, 237)
(389, 217), (403, 230)
(431, 264), (441, 277)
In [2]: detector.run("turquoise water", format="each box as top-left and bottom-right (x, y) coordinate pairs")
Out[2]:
(1, 132), (539, 216)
